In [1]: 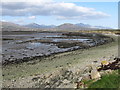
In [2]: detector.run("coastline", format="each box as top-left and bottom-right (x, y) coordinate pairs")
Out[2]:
(2, 34), (119, 88)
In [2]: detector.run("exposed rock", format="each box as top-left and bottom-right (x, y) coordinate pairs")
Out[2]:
(83, 66), (92, 74)
(72, 76), (78, 83)
(28, 58), (119, 88)
(93, 61), (98, 63)
(105, 69), (113, 74)
(100, 69), (113, 76)
(45, 85), (50, 88)
(57, 83), (77, 88)
(32, 76), (40, 81)
(90, 69), (101, 79)
(53, 81), (62, 87)
(82, 73), (91, 81)
(44, 78), (51, 84)
(59, 67), (68, 75)
(96, 66), (101, 70)
(62, 79), (71, 84)
(77, 77), (83, 82)
(12, 80), (16, 82)
(73, 68), (82, 75)
(98, 58), (120, 71)
(101, 60), (109, 66)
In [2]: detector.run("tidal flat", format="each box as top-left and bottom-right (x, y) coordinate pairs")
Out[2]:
(2, 31), (113, 65)
(2, 31), (119, 88)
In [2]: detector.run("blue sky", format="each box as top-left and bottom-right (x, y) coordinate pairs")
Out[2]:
(74, 2), (118, 28)
(1, 0), (118, 29)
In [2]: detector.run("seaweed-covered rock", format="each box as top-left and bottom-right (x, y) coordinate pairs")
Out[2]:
(101, 60), (109, 66)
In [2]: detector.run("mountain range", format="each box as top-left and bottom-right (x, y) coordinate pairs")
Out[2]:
(23, 23), (56, 29)
(1, 21), (112, 31)
(24, 23), (112, 29)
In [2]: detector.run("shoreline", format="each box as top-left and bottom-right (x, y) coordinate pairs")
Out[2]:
(2, 41), (111, 66)
(2, 34), (119, 88)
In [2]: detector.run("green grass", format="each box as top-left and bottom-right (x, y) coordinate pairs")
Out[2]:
(88, 70), (120, 88)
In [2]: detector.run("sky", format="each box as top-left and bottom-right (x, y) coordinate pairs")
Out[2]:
(0, 0), (119, 29)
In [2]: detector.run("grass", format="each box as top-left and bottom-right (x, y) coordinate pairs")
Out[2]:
(87, 70), (120, 88)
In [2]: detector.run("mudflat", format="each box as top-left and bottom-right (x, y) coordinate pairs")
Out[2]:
(2, 31), (112, 65)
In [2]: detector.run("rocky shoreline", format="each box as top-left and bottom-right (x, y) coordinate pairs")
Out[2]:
(3, 57), (120, 88)
(31, 57), (120, 88)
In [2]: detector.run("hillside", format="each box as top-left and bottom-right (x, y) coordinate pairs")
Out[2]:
(55, 23), (96, 30)
(24, 23), (55, 29)
(1, 21), (29, 31)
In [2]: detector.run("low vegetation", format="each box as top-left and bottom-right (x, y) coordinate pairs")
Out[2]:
(78, 29), (120, 34)
(87, 70), (120, 88)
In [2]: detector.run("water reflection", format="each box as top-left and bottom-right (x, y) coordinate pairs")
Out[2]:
(53, 38), (91, 42)
(28, 42), (42, 48)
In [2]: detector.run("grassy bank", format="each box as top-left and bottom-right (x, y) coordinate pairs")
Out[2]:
(2, 34), (119, 88)
(86, 70), (120, 88)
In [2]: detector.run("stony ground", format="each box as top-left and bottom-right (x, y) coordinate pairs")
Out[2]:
(2, 35), (119, 88)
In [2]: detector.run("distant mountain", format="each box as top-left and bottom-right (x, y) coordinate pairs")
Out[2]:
(23, 22), (112, 30)
(75, 23), (91, 28)
(1, 21), (28, 31)
(56, 23), (97, 30)
(75, 23), (112, 29)
(24, 23), (56, 29)
(56, 23), (79, 29)
(1, 21), (112, 31)
(55, 23), (112, 30)
(94, 26), (112, 29)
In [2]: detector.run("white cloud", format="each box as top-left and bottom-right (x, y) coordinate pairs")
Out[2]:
(14, 18), (25, 24)
(2, 0), (119, 2)
(1, 1), (110, 20)
(28, 16), (36, 19)
(1, 0), (53, 3)
(54, 0), (119, 2)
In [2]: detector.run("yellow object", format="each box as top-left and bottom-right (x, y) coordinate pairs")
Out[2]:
(101, 60), (109, 65)
(96, 66), (101, 69)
